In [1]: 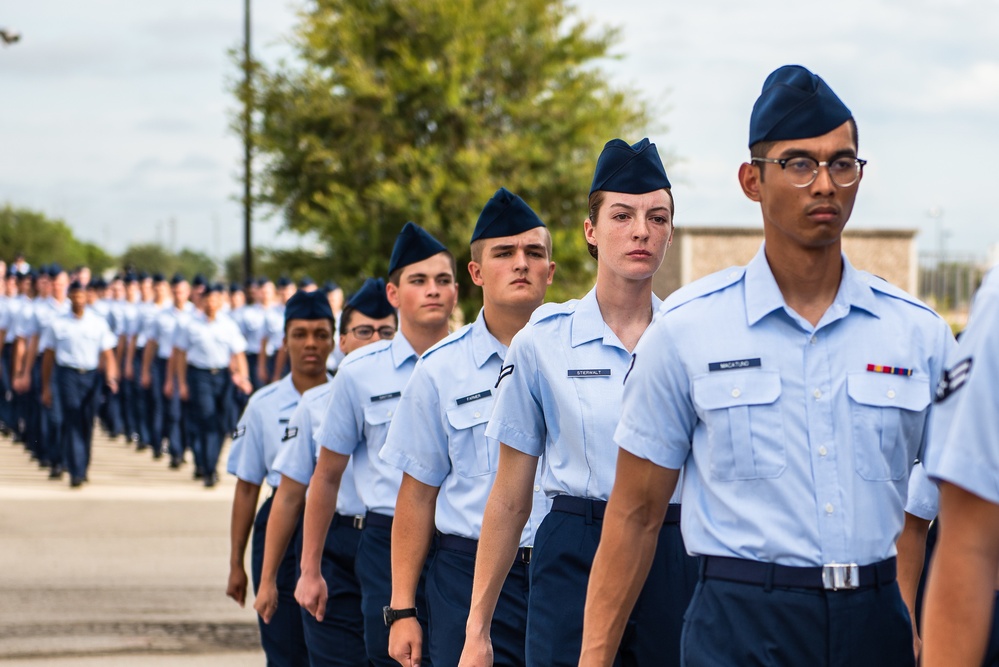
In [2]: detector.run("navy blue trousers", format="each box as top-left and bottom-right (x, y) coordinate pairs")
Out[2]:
(681, 574), (914, 667)
(354, 517), (434, 667)
(526, 507), (698, 667)
(130, 349), (152, 447)
(0, 345), (12, 429)
(427, 541), (530, 666)
(300, 515), (367, 667)
(250, 496), (309, 667)
(55, 367), (100, 480)
(187, 367), (230, 478)
(43, 369), (63, 467)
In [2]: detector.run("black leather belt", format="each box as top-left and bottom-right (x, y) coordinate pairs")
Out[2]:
(333, 513), (367, 530)
(438, 533), (533, 565)
(701, 556), (897, 591)
(357, 511), (393, 530)
(191, 366), (227, 375)
(552, 495), (682, 524)
(58, 365), (96, 374)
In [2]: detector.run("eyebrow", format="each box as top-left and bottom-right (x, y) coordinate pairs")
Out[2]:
(777, 147), (858, 159)
(489, 243), (548, 253)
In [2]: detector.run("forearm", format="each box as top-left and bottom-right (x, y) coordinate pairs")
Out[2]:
(466, 445), (535, 635)
(41, 350), (54, 392)
(230, 480), (261, 569)
(142, 342), (157, 377)
(580, 450), (679, 666)
(896, 512), (930, 624)
(922, 483), (999, 667)
(261, 477), (307, 585)
(391, 474), (439, 608)
(13, 338), (26, 377)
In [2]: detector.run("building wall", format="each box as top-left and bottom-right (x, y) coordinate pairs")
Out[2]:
(653, 226), (918, 298)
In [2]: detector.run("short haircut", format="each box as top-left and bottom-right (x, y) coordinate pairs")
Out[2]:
(586, 188), (675, 260)
(339, 304), (398, 334)
(387, 250), (457, 286)
(469, 227), (553, 264)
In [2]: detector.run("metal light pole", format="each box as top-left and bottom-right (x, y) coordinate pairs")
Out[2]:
(242, 0), (253, 283)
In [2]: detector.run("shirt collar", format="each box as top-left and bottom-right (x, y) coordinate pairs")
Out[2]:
(276, 374), (302, 410)
(390, 331), (419, 368)
(570, 286), (663, 349)
(744, 243), (881, 328)
(471, 309), (507, 368)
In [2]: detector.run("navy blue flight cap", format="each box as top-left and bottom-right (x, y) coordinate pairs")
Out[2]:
(284, 290), (334, 325)
(170, 272), (186, 286)
(123, 273), (137, 285)
(323, 280), (340, 293)
(68, 280), (84, 292)
(91, 277), (107, 289)
(298, 275), (315, 288)
(388, 222), (448, 275)
(229, 282), (243, 293)
(151, 272), (166, 283)
(203, 282), (224, 294)
(47, 263), (64, 277)
(275, 275), (292, 288)
(589, 138), (671, 195)
(191, 273), (206, 288)
(254, 276), (272, 287)
(137, 271), (150, 281)
(471, 188), (546, 244)
(347, 278), (395, 320)
(749, 65), (853, 147)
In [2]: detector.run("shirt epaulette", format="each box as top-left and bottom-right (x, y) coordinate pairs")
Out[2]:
(863, 272), (945, 319)
(246, 379), (284, 407)
(660, 266), (746, 315)
(529, 299), (579, 325)
(422, 323), (473, 360)
(337, 338), (392, 370)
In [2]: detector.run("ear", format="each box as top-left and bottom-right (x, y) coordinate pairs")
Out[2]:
(467, 260), (485, 287)
(739, 162), (762, 202)
(583, 218), (597, 248)
(385, 281), (401, 309)
(546, 261), (556, 286)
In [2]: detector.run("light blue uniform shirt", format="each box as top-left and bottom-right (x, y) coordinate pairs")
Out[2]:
(617, 246), (954, 567)
(0, 296), (20, 343)
(273, 382), (365, 516)
(484, 287), (677, 505)
(315, 333), (419, 516)
(263, 305), (285, 355)
(150, 303), (195, 360)
(239, 304), (269, 352)
(174, 313), (247, 369)
(39, 310), (117, 370)
(90, 299), (111, 327)
(904, 462), (939, 521)
(13, 297), (36, 340)
(925, 266), (999, 506)
(227, 375), (301, 489)
(134, 301), (163, 348)
(381, 312), (549, 545)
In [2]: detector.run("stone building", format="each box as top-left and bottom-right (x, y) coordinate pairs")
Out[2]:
(653, 226), (918, 298)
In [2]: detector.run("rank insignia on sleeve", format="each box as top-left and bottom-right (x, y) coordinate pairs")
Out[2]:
(495, 364), (514, 388)
(935, 357), (973, 403)
(866, 364), (914, 376)
(281, 427), (298, 441)
(232, 426), (246, 439)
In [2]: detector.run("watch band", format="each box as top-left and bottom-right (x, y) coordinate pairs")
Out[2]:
(383, 605), (418, 627)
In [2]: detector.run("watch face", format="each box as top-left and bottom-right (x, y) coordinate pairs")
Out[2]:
(382, 605), (393, 626)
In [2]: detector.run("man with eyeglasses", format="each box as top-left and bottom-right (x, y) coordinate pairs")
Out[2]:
(296, 222), (458, 667)
(253, 278), (397, 666)
(579, 64), (955, 667)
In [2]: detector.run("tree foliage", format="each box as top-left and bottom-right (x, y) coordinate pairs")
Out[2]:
(251, 0), (655, 310)
(0, 204), (115, 272)
(119, 243), (218, 281)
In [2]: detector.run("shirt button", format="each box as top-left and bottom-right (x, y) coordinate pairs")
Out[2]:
(819, 446), (828, 457)
(387, 410), (393, 417)
(728, 271), (739, 279)
(886, 390), (896, 399)
(825, 503), (834, 514)
(809, 335), (817, 345)
(731, 388), (741, 398)
(473, 411), (481, 418)
(813, 389), (822, 399)
(534, 485), (541, 492)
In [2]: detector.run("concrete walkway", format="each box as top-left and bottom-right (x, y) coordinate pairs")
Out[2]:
(0, 428), (266, 664)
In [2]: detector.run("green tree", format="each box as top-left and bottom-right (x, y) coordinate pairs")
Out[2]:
(250, 0), (655, 313)
(0, 204), (115, 272)
(120, 243), (219, 281)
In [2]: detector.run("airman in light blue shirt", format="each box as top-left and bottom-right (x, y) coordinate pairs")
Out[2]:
(297, 223), (457, 667)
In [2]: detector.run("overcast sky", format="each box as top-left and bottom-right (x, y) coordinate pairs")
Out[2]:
(2, 0), (996, 265)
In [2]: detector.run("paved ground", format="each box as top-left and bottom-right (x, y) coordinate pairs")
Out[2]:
(0, 429), (267, 665)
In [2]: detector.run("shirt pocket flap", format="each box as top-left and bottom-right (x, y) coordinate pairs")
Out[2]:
(445, 398), (493, 430)
(692, 369), (782, 411)
(363, 400), (399, 426)
(847, 372), (930, 411)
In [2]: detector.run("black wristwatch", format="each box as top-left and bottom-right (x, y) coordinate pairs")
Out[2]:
(383, 605), (418, 627)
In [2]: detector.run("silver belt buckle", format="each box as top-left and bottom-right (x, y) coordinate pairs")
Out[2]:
(352, 515), (366, 530)
(821, 562), (860, 590)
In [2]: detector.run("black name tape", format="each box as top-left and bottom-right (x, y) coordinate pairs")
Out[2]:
(456, 390), (492, 406)
(708, 358), (761, 372)
(567, 369), (611, 378)
(281, 427), (298, 441)
(370, 391), (402, 403)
